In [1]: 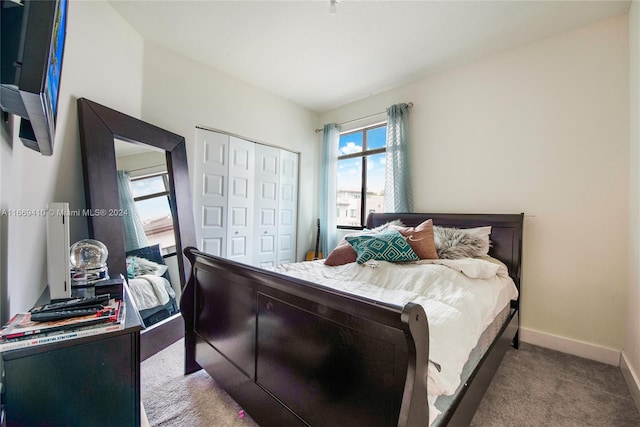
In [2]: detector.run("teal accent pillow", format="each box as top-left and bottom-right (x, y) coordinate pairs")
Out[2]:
(345, 230), (419, 264)
(126, 258), (136, 279)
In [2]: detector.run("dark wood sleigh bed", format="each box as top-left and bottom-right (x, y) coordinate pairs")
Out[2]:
(181, 212), (524, 426)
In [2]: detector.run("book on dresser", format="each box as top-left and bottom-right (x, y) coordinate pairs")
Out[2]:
(0, 298), (125, 352)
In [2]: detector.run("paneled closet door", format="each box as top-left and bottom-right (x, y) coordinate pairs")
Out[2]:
(193, 128), (298, 267)
(253, 144), (280, 268)
(227, 137), (255, 265)
(193, 128), (228, 257)
(278, 150), (299, 264)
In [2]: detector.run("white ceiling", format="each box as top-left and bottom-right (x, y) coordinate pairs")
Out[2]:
(109, 0), (631, 113)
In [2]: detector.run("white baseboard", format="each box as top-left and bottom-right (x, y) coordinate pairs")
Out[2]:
(520, 327), (621, 366)
(620, 351), (640, 414)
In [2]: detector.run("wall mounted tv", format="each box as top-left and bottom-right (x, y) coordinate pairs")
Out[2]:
(0, 0), (68, 156)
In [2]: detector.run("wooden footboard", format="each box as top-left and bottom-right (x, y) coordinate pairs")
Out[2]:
(182, 247), (430, 426)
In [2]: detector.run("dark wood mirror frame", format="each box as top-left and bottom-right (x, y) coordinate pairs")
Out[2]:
(77, 98), (196, 360)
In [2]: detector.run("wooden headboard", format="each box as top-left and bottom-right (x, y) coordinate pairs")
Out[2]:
(365, 213), (524, 295)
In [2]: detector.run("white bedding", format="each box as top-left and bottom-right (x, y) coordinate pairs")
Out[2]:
(270, 256), (518, 424)
(127, 274), (175, 311)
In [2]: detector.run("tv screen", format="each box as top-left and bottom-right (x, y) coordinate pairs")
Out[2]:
(47, 0), (67, 124)
(0, 0), (68, 156)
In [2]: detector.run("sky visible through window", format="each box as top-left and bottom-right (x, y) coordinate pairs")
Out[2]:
(338, 125), (386, 193)
(129, 175), (171, 220)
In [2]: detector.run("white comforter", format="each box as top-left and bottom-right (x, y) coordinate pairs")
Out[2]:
(270, 257), (518, 422)
(127, 274), (175, 311)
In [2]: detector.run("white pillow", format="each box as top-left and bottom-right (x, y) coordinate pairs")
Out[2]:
(463, 226), (492, 256)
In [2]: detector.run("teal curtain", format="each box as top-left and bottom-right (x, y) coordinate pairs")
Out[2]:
(117, 170), (149, 251)
(384, 103), (414, 212)
(320, 123), (340, 255)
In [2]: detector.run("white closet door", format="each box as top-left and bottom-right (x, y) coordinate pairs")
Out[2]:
(253, 144), (280, 268)
(227, 137), (255, 265)
(278, 149), (298, 264)
(193, 128), (297, 267)
(193, 128), (228, 257)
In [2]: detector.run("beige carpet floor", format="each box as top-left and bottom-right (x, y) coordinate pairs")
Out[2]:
(141, 339), (640, 426)
(140, 340), (258, 427)
(470, 343), (640, 426)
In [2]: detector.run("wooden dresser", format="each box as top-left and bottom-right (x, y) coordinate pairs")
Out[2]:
(1, 293), (142, 426)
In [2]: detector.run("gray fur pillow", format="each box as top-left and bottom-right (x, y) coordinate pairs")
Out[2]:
(126, 255), (168, 277)
(433, 226), (491, 259)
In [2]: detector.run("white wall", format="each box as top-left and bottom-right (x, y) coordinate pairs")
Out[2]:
(139, 43), (320, 261)
(0, 0), (145, 319)
(321, 15), (629, 352)
(0, 0), (320, 322)
(624, 0), (640, 406)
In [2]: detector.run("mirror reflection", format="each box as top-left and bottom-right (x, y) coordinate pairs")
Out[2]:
(114, 138), (181, 327)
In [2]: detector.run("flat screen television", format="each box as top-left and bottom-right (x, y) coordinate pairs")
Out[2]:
(0, 0), (68, 156)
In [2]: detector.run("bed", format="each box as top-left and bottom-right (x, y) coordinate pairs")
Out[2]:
(125, 244), (179, 327)
(181, 212), (523, 426)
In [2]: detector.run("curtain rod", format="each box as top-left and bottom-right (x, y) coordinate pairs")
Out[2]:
(315, 102), (413, 133)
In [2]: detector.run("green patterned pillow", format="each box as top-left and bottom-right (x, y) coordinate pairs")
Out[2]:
(345, 230), (419, 264)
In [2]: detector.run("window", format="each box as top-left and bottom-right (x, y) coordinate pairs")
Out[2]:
(336, 123), (386, 228)
(129, 173), (176, 252)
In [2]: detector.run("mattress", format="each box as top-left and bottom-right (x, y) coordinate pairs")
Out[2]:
(432, 302), (513, 425)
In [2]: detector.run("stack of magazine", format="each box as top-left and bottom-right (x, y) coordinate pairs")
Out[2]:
(0, 295), (126, 352)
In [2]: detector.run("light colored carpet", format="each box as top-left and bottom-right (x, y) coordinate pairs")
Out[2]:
(470, 343), (640, 426)
(140, 340), (258, 427)
(141, 340), (640, 426)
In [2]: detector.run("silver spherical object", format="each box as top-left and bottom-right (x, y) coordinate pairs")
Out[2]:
(70, 239), (109, 286)
(70, 239), (108, 269)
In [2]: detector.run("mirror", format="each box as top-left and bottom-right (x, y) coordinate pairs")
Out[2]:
(77, 98), (196, 360)
(114, 139), (182, 316)
(114, 139), (177, 254)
